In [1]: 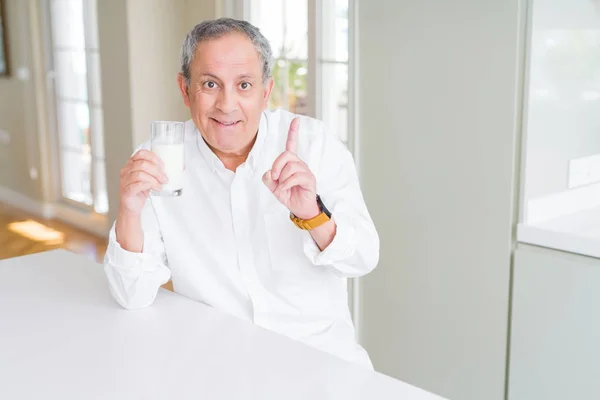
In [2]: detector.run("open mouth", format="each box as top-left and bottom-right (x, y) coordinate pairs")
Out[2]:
(211, 118), (241, 127)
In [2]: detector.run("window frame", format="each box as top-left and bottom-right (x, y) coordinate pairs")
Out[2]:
(41, 0), (108, 215)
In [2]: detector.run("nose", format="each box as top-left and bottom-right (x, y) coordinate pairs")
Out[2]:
(215, 87), (238, 114)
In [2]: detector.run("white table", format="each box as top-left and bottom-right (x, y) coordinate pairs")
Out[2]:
(0, 250), (445, 399)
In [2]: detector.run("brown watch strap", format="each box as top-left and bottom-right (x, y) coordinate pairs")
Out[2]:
(289, 212), (330, 230)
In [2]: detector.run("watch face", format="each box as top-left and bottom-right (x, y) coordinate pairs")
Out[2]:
(316, 195), (332, 218)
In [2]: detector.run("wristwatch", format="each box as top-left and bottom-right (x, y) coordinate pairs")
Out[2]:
(289, 195), (332, 230)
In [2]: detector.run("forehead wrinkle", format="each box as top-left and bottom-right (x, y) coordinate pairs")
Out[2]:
(196, 60), (261, 81)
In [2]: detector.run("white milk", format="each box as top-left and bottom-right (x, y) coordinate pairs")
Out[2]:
(152, 143), (184, 194)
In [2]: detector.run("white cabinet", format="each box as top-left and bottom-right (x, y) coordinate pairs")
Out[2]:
(508, 244), (600, 400)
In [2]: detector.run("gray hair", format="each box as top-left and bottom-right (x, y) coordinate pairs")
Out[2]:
(180, 18), (274, 87)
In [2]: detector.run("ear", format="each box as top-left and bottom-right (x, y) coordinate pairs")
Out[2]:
(177, 73), (191, 108)
(262, 77), (274, 109)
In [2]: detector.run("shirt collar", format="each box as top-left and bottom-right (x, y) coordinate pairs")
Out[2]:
(195, 126), (222, 173)
(195, 111), (268, 173)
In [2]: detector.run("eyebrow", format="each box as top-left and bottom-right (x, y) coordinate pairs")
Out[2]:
(198, 73), (256, 81)
(198, 73), (222, 82)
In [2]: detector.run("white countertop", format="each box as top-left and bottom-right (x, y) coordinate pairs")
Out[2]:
(518, 205), (600, 259)
(0, 250), (445, 400)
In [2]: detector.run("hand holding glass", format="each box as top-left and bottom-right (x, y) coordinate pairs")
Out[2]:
(150, 121), (184, 197)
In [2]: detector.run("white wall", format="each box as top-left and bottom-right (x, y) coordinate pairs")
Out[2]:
(126, 0), (191, 148)
(0, 0), (46, 201)
(186, 0), (219, 30)
(97, 0), (136, 226)
(357, 1), (523, 399)
(509, 244), (600, 400)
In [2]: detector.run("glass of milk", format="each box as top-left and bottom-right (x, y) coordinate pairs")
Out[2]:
(150, 121), (184, 197)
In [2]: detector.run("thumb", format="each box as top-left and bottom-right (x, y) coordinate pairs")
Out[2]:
(262, 170), (278, 192)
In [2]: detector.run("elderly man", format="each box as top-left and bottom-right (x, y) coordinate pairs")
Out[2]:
(103, 18), (379, 368)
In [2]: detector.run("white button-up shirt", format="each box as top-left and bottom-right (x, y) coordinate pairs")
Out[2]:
(104, 109), (379, 368)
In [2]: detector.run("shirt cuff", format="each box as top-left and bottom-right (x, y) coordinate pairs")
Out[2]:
(302, 214), (357, 266)
(106, 225), (159, 271)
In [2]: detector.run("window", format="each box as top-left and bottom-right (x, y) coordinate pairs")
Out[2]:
(235, 0), (353, 147)
(318, 0), (350, 144)
(518, 0), (600, 258)
(249, 0), (309, 115)
(45, 0), (108, 214)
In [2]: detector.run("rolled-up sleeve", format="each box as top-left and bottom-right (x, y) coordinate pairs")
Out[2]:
(103, 199), (171, 309)
(302, 128), (380, 278)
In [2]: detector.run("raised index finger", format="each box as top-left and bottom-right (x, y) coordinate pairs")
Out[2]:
(286, 117), (300, 153)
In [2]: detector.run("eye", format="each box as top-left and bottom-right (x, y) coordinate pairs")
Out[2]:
(239, 82), (252, 90)
(203, 81), (217, 89)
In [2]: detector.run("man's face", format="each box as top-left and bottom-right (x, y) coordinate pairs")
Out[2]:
(178, 32), (273, 154)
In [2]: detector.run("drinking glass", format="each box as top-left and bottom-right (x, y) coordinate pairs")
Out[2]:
(150, 121), (184, 197)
